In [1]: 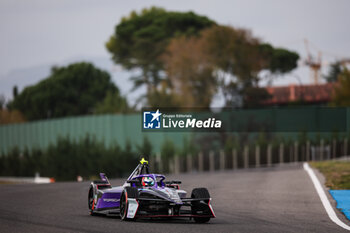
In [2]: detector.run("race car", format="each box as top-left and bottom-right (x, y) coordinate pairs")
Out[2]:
(88, 158), (215, 223)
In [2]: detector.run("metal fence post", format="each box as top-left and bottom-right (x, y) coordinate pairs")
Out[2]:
(279, 143), (284, 164)
(186, 153), (192, 173)
(267, 144), (272, 167)
(220, 150), (225, 170)
(255, 145), (260, 168)
(233, 148), (237, 169)
(332, 139), (336, 159)
(244, 145), (249, 169)
(198, 151), (203, 172)
(209, 151), (215, 172)
(306, 141), (310, 161)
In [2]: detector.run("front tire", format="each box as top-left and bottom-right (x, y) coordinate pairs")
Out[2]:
(120, 187), (138, 221)
(191, 188), (211, 223)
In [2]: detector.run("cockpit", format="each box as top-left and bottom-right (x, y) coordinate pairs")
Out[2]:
(125, 158), (179, 189)
(141, 176), (155, 187)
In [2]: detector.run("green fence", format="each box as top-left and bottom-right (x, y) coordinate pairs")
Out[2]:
(0, 114), (187, 154)
(1, 107), (349, 154)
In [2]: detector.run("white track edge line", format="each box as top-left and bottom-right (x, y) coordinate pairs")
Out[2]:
(303, 162), (350, 231)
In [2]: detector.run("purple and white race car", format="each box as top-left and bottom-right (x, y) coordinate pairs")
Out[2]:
(88, 158), (215, 223)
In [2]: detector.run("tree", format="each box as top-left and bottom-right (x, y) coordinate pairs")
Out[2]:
(0, 94), (26, 125)
(106, 7), (215, 104)
(242, 86), (271, 108)
(9, 62), (122, 120)
(147, 85), (180, 108)
(161, 25), (299, 108)
(200, 26), (299, 108)
(0, 95), (5, 109)
(323, 62), (342, 83)
(259, 43), (299, 74)
(161, 36), (217, 108)
(12, 86), (18, 98)
(95, 90), (130, 114)
(331, 68), (350, 106)
(199, 26), (263, 107)
(0, 109), (26, 125)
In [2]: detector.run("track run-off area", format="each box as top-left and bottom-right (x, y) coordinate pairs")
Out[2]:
(0, 163), (349, 233)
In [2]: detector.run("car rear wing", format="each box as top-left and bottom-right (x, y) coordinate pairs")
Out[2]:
(99, 173), (110, 184)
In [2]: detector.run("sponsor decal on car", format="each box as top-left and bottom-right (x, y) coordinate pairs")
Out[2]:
(127, 198), (139, 218)
(103, 198), (119, 202)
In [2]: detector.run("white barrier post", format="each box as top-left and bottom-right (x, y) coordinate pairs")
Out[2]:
(174, 155), (180, 174)
(220, 150), (225, 170)
(267, 144), (272, 167)
(233, 148), (237, 169)
(332, 139), (336, 159)
(255, 145), (260, 168)
(279, 143), (284, 164)
(198, 152), (203, 172)
(244, 146), (249, 169)
(187, 153), (192, 173)
(209, 151), (215, 172)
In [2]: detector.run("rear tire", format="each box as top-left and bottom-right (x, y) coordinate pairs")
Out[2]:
(120, 187), (138, 221)
(88, 186), (95, 216)
(191, 188), (211, 223)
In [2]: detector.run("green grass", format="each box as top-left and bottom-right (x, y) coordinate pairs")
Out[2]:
(310, 161), (350, 190)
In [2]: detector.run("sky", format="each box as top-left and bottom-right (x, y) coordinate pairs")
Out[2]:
(0, 0), (349, 106)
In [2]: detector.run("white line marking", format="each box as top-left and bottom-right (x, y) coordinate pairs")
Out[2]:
(303, 162), (350, 231)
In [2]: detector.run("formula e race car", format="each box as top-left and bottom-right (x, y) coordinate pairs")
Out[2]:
(88, 158), (215, 223)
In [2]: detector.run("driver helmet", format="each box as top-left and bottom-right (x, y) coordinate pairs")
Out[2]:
(141, 176), (155, 187)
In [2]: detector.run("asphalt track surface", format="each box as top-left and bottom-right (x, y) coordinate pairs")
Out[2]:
(1, 163), (349, 233)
